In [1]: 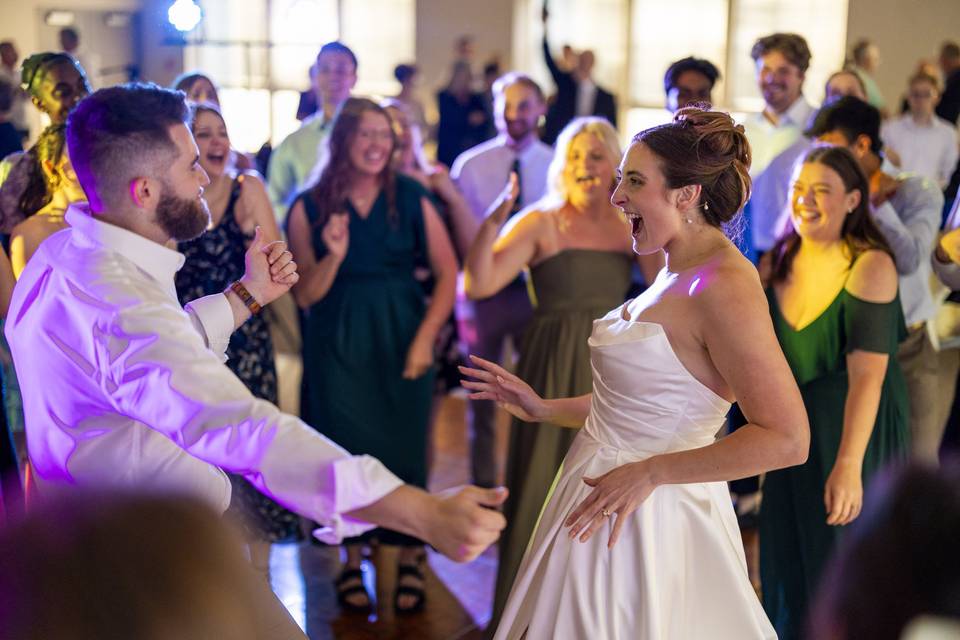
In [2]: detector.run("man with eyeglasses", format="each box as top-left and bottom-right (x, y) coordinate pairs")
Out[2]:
(882, 72), (959, 189)
(663, 57), (721, 113)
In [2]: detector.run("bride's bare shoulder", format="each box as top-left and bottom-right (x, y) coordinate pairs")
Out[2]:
(695, 248), (766, 316)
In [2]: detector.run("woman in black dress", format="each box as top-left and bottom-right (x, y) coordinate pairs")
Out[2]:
(175, 103), (300, 580)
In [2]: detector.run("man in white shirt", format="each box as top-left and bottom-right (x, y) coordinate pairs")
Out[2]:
(451, 73), (552, 489)
(810, 96), (944, 464)
(882, 72), (960, 189)
(540, 8), (617, 145)
(267, 41), (356, 222)
(6, 84), (506, 638)
(743, 33), (816, 258)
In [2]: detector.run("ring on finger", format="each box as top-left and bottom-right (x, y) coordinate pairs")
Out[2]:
(600, 509), (611, 518)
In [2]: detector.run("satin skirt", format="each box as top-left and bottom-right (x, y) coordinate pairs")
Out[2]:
(493, 430), (777, 640)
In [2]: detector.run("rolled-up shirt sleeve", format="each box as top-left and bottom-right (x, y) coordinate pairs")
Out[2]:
(100, 297), (404, 543)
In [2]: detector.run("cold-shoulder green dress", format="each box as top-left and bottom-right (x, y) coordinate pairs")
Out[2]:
(760, 287), (910, 639)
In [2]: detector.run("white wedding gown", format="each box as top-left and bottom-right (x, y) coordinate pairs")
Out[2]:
(494, 304), (777, 639)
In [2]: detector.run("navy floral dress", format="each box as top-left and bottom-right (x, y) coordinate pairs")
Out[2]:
(176, 176), (301, 543)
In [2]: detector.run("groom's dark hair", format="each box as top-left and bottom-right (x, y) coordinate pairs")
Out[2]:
(66, 83), (190, 211)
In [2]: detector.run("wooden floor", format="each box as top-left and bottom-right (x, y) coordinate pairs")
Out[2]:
(268, 395), (761, 639)
(268, 395), (511, 639)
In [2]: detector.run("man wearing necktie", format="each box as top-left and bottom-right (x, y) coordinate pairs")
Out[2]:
(451, 73), (553, 489)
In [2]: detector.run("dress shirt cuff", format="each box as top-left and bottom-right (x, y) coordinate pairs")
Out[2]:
(311, 454), (405, 544)
(184, 293), (234, 363)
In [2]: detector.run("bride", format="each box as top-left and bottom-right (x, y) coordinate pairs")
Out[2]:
(462, 106), (809, 639)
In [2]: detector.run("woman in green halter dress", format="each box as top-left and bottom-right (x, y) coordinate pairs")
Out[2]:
(463, 118), (654, 625)
(760, 146), (909, 640)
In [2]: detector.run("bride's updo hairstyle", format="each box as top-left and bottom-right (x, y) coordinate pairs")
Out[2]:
(635, 104), (752, 231)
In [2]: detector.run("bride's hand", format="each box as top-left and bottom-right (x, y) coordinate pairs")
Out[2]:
(459, 354), (549, 423)
(564, 460), (659, 548)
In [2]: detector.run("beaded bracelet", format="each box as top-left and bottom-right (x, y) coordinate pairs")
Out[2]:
(229, 280), (262, 315)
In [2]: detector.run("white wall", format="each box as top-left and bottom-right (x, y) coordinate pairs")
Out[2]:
(414, 0), (514, 123)
(846, 0), (960, 113)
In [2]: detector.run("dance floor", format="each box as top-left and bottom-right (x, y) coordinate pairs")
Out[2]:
(267, 395), (760, 639)
(268, 395), (510, 639)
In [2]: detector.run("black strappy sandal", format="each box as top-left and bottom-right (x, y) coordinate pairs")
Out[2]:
(336, 567), (371, 613)
(394, 559), (427, 614)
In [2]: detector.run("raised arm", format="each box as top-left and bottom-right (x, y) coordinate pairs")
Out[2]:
(463, 174), (541, 299)
(565, 262), (809, 547)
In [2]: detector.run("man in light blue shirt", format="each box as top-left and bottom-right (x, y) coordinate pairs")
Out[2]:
(267, 41), (356, 222)
(810, 96), (944, 463)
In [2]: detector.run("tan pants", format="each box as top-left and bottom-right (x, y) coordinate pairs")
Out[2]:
(898, 326), (942, 462)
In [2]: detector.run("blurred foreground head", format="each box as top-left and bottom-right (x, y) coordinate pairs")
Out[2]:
(0, 491), (262, 640)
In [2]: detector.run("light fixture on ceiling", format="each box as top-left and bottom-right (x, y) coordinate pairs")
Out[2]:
(44, 11), (75, 27)
(104, 12), (132, 28)
(168, 0), (203, 33)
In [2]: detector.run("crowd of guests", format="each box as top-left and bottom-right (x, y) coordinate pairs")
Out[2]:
(0, 14), (959, 640)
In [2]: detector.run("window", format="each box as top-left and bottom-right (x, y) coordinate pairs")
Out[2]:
(181, 0), (413, 149)
(512, 0), (848, 142)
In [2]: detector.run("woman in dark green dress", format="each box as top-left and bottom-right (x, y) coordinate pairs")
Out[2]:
(286, 98), (458, 613)
(463, 117), (648, 625)
(760, 145), (910, 639)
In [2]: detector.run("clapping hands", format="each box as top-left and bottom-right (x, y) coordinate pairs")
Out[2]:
(322, 212), (350, 260)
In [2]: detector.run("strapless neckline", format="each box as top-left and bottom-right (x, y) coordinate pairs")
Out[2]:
(593, 311), (730, 407)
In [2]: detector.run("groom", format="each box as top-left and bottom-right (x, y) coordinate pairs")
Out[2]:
(5, 83), (507, 639)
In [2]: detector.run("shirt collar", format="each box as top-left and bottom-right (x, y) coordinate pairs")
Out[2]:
(65, 203), (186, 285)
(780, 96), (815, 128)
(500, 135), (542, 160)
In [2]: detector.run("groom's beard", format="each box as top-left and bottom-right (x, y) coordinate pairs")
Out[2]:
(155, 184), (211, 242)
